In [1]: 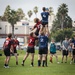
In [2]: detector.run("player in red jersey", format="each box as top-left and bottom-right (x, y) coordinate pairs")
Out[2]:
(21, 32), (37, 66)
(3, 33), (13, 68)
(31, 18), (42, 36)
(12, 36), (20, 65)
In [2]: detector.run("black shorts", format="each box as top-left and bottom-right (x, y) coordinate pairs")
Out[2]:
(62, 50), (68, 56)
(35, 29), (39, 36)
(46, 47), (48, 54)
(50, 51), (56, 54)
(4, 48), (10, 56)
(41, 22), (48, 27)
(27, 47), (35, 53)
(72, 49), (75, 55)
(39, 47), (47, 55)
(14, 47), (17, 53)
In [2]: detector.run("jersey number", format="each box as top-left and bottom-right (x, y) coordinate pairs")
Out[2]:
(40, 38), (44, 42)
(30, 39), (32, 43)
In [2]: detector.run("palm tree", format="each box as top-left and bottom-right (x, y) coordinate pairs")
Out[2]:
(16, 8), (25, 20)
(58, 3), (68, 30)
(49, 7), (54, 22)
(49, 7), (54, 15)
(3, 5), (19, 37)
(27, 10), (33, 21)
(3, 5), (11, 21)
(7, 9), (19, 37)
(33, 6), (38, 18)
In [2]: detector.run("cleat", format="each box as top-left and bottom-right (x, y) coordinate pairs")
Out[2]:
(21, 62), (24, 66)
(30, 63), (34, 67)
(4, 66), (7, 68)
(4, 65), (9, 68)
(6, 66), (9, 68)
(30, 65), (34, 67)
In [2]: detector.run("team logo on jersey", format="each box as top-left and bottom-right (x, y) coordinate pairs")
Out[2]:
(43, 14), (46, 18)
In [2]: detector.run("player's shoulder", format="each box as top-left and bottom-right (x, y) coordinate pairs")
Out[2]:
(41, 12), (45, 14)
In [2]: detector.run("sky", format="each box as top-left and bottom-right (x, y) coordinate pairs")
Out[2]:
(0, 0), (75, 21)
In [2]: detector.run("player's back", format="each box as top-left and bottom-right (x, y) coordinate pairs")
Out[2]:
(39, 35), (48, 48)
(41, 12), (49, 22)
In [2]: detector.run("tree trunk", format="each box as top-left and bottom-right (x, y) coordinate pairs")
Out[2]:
(61, 15), (64, 30)
(12, 24), (14, 38)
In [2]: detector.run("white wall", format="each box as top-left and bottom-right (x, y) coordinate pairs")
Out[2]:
(0, 38), (5, 48)
(0, 21), (10, 34)
(0, 21), (30, 35)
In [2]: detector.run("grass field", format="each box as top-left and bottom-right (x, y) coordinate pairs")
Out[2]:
(0, 50), (75, 75)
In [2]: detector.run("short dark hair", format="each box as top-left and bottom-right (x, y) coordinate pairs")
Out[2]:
(7, 33), (12, 38)
(42, 7), (46, 11)
(34, 18), (39, 23)
(30, 32), (33, 37)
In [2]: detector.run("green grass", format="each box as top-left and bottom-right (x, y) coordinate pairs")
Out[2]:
(0, 50), (75, 75)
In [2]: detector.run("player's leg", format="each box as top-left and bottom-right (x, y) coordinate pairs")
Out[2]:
(38, 48), (42, 67)
(61, 50), (65, 63)
(45, 47), (48, 66)
(4, 49), (10, 68)
(42, 54), (46, 67)
(50, 53), (53, 63)
(14, 53), (18, 65)
(38, 54), (42, 67)
(70, 50), (74, 64)
(21, 47), (31, 66)
(45, 54), (48, 66)
(65, 51), (68, 63)
(4, 56), (7, 68)
(61, 55), (64, 63)
(21, 52), (29, 66)
(73, 50), (75, 63)
(54, 53), (59, 63)
(30, 47), (35, 66)
(69, 51), (71, 57)
(73, 55), (75, 63)
(30, 53), (34, 66)
(4, 56), (10, 68)
(13, 48), (18, 65)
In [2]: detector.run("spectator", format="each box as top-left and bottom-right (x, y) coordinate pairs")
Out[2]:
(61, 37), (69, 63)
(49, 39), (59, 63)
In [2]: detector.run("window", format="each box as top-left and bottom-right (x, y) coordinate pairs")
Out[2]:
(15, 28), (18, 30)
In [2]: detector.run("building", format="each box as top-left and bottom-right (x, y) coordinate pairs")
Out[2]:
(48, 14), (55, 32)
(0, 14), (55, 44)
(0, 20), (30, 44)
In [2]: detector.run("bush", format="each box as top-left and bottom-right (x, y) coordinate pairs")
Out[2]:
(50, 28), (73, 42)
